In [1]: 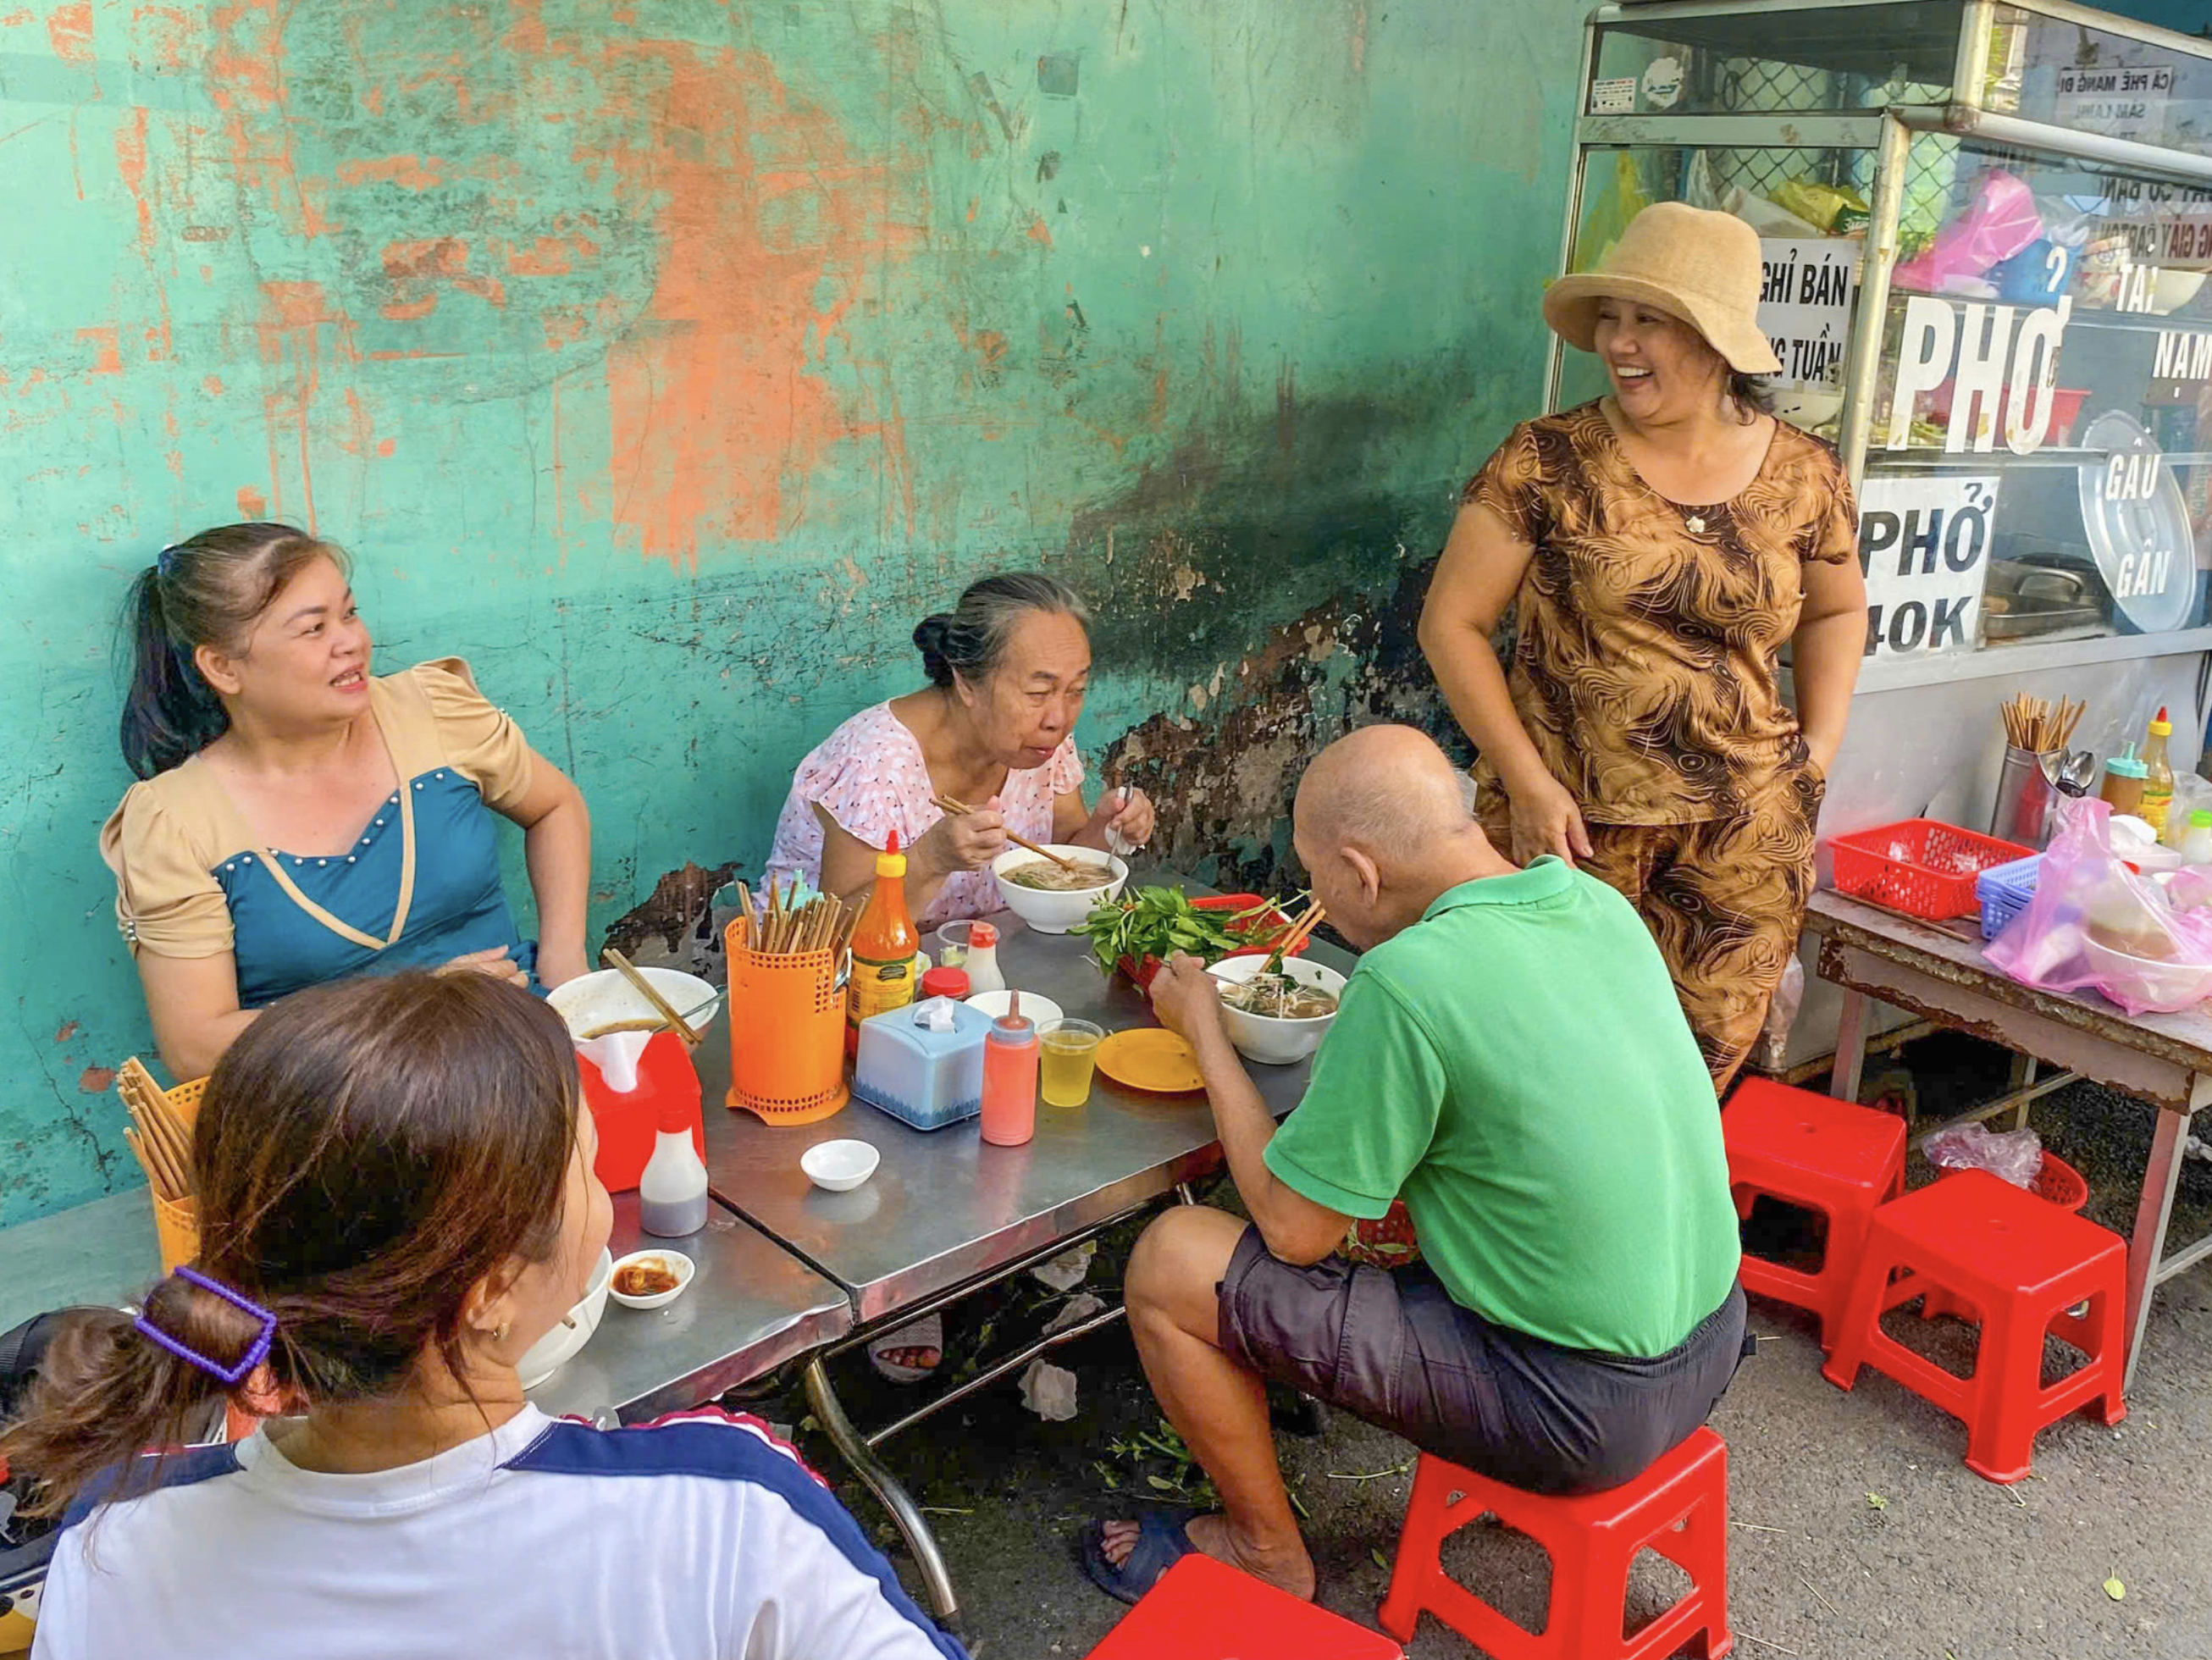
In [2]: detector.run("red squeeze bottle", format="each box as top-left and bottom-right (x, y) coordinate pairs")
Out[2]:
(979, 988), (1039, 1147)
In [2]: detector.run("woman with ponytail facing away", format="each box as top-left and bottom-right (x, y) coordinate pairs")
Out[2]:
(101, 524), (591, 1080)
(3, 973), (965, 1660)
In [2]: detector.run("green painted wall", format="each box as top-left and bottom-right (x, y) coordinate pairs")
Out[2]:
(0, 0), (1586, 1223)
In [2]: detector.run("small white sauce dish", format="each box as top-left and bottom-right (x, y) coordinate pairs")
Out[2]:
(802, 1139), (881, 1193)
(608, 1249), (695, 1310)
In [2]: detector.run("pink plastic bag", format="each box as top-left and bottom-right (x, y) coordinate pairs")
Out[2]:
(1894, 169), (2043, 295)
(1986, 796), (2212, 1014)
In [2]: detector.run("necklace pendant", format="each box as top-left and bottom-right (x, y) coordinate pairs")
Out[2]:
(1685, 514), (1706, 534)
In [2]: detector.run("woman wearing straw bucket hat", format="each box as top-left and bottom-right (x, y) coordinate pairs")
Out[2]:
(1418, 202), (1868, 1091)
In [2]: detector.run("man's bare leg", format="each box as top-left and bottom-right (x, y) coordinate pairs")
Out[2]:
(1098, 1205), (1316, 1599)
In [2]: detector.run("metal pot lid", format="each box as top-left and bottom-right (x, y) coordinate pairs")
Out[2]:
(2076, 411), (2197, 635)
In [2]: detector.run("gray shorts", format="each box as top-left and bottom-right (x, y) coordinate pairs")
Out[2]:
(1216, 1226), (1748, 1495)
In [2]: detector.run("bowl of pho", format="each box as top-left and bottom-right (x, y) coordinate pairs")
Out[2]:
(991, 845), (1127, 934)
(1207, 955), (1347, 1065)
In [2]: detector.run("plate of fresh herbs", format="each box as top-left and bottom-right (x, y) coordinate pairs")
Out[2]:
(1078, 886), (1306, 987)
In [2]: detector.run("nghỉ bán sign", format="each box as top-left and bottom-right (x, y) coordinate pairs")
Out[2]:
(1757, 239), (1855, 391)
(1857, 475), (1999, 658)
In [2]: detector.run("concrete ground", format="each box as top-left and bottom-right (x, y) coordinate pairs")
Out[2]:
(766, 1049), (2212, 1659)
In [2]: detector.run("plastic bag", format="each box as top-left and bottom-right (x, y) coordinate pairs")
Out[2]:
(1572, 152), (1653, 272)
(1772, 179), (1868, 234)
(1759, 952), (1806, 1060)
(1894, 169), (2043, 295)
(1925, 1122), (2043, 1188)
(1986, 795), (2212, 1014)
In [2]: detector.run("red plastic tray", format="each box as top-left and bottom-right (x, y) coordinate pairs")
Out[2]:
(1828, 819), (2033, 921)
(1119, 894), (1308, 989)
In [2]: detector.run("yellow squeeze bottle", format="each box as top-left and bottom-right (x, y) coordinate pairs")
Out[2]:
(2140, 708), (2176, 840)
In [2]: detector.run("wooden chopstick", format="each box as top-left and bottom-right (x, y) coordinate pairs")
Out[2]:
(600, 947), (700, 1046)
(932, 794), (1080, 871)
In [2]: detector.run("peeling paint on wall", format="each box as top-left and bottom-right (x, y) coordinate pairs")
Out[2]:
(0, 0), (1589, 1221)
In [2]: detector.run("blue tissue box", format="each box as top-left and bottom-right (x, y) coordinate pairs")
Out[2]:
(853, 998), (993, 1131)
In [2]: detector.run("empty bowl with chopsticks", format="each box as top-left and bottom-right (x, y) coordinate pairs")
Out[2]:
(547, 967), (721, 1044)
(1207, 956), (1348, 1065)
(609, 1248), (696, 1310)
(991, 845), (1127, 933)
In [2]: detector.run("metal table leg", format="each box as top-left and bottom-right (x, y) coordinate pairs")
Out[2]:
(2124, 1104), (2193, 1394)
(803, 1355), (961, 1630)
(1829, 988), (1871, 1104)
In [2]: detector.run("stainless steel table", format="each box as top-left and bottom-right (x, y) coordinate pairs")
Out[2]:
(529, 1189), (852, 1424)
(1805, 888), (2212, 1391)
(699, 903), (1353, 1625)
(0, 1181), (850, 1427)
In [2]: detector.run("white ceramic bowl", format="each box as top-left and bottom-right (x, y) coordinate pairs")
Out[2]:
(990, 846), (1127, 935)
(802, 1139), (881, 1192)
(517, 1247), (614, 1389)
(546, 966), (721, 1041)
(1207, 956), (1349, 1065)
(2082, 937), (2212, 1008)
(965, 989), (1065, 1030)
(609, 1248), (696, 1310)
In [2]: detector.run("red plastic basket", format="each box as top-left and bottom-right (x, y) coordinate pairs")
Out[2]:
(1828, 819), (2034, 921)
(1935, 1149), (2088, 1212)
(1119, 894), (1309, 989)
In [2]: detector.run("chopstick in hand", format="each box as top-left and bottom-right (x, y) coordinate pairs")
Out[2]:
(932, 794), (1079, 871)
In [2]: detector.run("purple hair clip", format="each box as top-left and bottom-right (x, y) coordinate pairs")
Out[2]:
(132, 1266), (277, 1386)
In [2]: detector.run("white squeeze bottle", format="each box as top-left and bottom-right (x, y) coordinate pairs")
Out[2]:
(2183, 810), (2212, 867)
(963, 920), (1006, 996)
(639, 1094), (710, 1237)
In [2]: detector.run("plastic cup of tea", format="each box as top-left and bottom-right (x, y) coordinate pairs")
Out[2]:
(1039, 1019), (1105, 1107)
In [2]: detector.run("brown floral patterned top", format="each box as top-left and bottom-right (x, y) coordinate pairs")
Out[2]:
(1465, 401), (1857, 826)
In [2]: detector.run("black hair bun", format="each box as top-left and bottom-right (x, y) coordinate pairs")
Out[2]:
(913, 613), (954, 685)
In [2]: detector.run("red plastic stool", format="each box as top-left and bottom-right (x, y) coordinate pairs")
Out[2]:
(1378, 1428), (1732, 1660)
(1722, 1079), (1906, 1351)
(1917, 1151), (2091, 1324)
(1085, 1553), (1402, 1658)
(1821, 1168), (2126, 1484)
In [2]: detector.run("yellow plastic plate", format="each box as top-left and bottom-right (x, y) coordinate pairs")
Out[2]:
(1094, 1027), (1205, 1094)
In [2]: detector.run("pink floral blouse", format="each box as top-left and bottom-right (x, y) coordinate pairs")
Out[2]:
(765, 702), (1085, 927)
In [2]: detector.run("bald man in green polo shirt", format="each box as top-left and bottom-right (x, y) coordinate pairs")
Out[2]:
(1081, 725), (1746, 1607)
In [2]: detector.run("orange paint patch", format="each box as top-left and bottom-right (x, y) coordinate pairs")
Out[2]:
(336, 153), (444, 191)
(53, 1019), (78, 1043)
(207, 0), (337, 237)
(361, 82), (383, 114)
(252, 281), (358, 530)
(113, 106), (152, 254)
(130, 6), (196, 73)
(46, 2), (91, 63)
(76, 325), (121, 374)
(202, 374), (224, 395)
(587, 42), (920, 563)
(377, 437), (395, 457)
(77, 1064), (116, 1094)
(1026, 215), (1053, 247)
(379, 235), (502, 314)
(236, 484), (267, 517)
(502, 231), (600, 276)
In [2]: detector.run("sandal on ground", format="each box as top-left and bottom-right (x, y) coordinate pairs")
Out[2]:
(866, 1312), (943, 1383)
(1078, 1508), (1200, 1606)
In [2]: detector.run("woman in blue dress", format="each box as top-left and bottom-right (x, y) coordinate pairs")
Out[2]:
(100, 523), (593, 1080)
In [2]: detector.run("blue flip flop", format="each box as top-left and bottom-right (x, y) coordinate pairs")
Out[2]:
(1078, 1508), (1201, 1605)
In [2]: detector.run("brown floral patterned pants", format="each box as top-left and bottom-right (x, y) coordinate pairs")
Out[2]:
(1479, 763), (1824, 1093)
